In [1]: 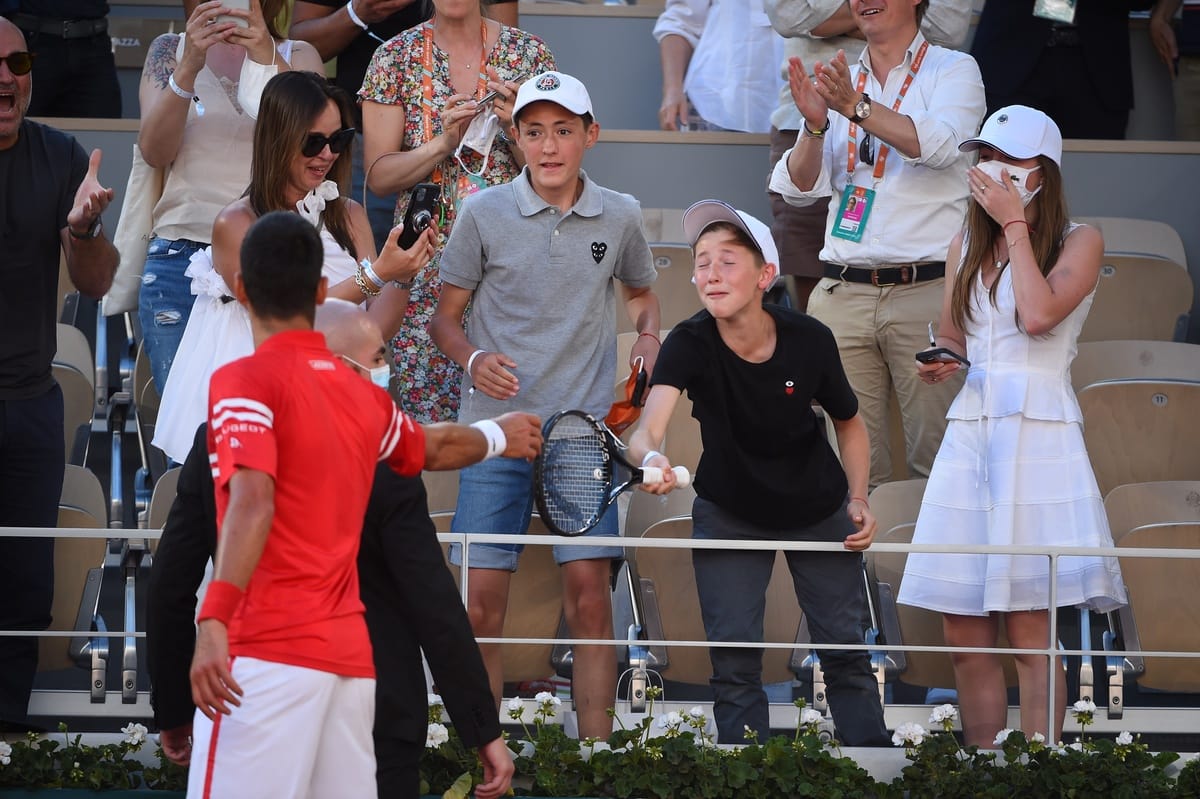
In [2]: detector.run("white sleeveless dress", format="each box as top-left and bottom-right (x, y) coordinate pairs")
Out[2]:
(897, 225), (1127, 615)
(152, 226), (359, 463)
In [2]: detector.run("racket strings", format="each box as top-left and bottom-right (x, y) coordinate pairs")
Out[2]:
(540, 422), (611, 533)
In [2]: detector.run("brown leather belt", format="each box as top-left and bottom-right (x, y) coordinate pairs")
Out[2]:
(10, 13), (108, 39)
(822, 261), (946, 287)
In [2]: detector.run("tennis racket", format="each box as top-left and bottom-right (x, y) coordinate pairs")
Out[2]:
(534, 410), (691, 536)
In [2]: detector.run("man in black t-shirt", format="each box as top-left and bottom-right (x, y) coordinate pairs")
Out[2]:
(0, 18), (117, 730)
(288, 0), (516, 248)
(629, 199), (888, 747)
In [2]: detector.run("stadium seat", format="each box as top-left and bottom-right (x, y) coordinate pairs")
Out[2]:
(42, 466), (108, 673)
(422, 469), (460, 515)
(147, 467), (182, 533)
(624, 483), (696, 540)
(54, 363), (94, 463)
(1072, 340), (1200, 393)
(1102, 482), (1200, 705)
(133, 342), (159, 427)
(626, 515), (802, 687)
(55, 322), (94, 386)
(616, 245), (701, 334)
(641, 208), (686, 244)
(1078, 379), (1200, 496)
(1075, 217), (1188, 268)
(1079, 256), (1193, 343)
(433, 512), (565, 686)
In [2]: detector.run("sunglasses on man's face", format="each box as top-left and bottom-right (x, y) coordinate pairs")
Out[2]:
(0, 52), (36, 76)
(301, 127), (356, 158)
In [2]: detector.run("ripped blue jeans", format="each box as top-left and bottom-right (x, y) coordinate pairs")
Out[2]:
(137, 237), (206, 394)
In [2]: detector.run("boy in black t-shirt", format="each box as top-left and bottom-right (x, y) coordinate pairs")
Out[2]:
(629, 199), (888, 746)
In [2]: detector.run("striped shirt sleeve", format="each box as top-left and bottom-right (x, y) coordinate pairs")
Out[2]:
(376, 390), (425, 477)
(207, 367), (278, 489)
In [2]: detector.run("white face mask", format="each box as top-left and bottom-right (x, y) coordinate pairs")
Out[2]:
(454, 110), (502, 177)
(237, 53), (279, 120)
(343, 356), (391, 390)
(976, 160), (1042, 207)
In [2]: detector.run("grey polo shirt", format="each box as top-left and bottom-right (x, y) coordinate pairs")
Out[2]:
(440, 168), (657, 425)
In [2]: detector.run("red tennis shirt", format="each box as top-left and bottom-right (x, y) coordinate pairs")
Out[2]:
(203, 330), (425, 677)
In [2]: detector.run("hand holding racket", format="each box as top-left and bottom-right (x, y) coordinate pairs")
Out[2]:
(534, 410), (691, 536)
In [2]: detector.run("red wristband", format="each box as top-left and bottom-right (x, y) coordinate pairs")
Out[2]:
(638, 331), (660, 345)
(198, 580), (244, 626)
(849, 496), (870, 508)
(1002, 220), (1029, 235)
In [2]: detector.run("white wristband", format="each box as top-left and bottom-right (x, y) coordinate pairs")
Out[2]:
(471, 419), (507, 460)
(359, 258), (385, 291)
(346, 0), (370, 30)
(168, 74), (195, 100)
(466, 349), (486, 376)
(641, 450), (662, 467)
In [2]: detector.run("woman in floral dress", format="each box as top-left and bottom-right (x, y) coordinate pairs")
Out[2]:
(360, 0), (555, 422)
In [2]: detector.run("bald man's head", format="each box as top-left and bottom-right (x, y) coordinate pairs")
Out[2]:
(0, 19), (32, 151)
(315, 299), (390, 384)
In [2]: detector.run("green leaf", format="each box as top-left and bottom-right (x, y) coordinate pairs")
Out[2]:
(443, 771), (473, 799)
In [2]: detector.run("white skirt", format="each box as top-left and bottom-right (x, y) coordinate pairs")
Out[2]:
(152, 248), (253, 463)
(897, 415), (1127, 616)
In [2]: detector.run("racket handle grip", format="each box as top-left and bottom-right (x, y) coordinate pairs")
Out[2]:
(640, 465), (692, 488)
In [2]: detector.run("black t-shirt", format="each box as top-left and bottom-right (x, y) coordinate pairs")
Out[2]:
(650, 305), (858, 531)
(303, 0), (516, 99)
(0, 120), (87, 399)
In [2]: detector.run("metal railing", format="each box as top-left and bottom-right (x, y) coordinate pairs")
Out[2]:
(3, 525), (1198, 735)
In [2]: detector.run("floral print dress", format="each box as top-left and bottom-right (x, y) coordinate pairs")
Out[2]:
(360, 24), (555, 422)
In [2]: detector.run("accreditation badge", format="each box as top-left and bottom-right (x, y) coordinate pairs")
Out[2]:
(830, 185), (874, 243)
(1033, 0), (1076, 24)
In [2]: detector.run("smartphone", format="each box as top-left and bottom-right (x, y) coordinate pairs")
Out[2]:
(398, 183), (440, 249)
(915, 347), (970, 368)
(215, 0), (250, 28)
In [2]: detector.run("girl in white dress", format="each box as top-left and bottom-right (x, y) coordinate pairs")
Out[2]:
(897, 106), (1126, 747)
(153, 71), (438, 462)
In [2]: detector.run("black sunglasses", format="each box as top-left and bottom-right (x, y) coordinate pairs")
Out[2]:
(0, 51), (35, 76)
(301, 127), (356, 158)
(859, 132), (875, 166)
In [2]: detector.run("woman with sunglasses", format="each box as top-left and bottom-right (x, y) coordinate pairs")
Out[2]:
(135, 0), (325, 396)
(152, 71), (438, 463)
(358, 0), (555, 423)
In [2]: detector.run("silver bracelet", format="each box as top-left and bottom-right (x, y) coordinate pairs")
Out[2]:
(359, 258), (385, 291)
(346, 0), (369, 30)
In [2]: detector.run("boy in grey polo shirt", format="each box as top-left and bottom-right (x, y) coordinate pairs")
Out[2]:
(431, 71), (661, 740)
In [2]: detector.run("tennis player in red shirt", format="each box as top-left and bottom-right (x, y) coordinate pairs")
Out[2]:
(186, 211), (539, 798)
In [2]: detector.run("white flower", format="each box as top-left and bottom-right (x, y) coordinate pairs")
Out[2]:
(581, 740), (611, 762)
(1071, 699), (1097, 715)
(891, 722), (926, 747)
(121, 722), (148, 746)
(1116, 731), (1134, 746)
(507, 697), (524, 712)
(993, 728), (1015, 747)
(800, 708), (824, 727)
(534, 691), (561, 706)
(688, 706), (705, 719)
(0, 740), (11, 765)
(516, 739), (536, 758)
(425, 722), (449, 749)
(1031, 732), (1046, 744)
(427, 693), (444, 707)
(1067, 740), (1085, 752)
(656, 711), (684, 731)
(929, 704), (958, 725)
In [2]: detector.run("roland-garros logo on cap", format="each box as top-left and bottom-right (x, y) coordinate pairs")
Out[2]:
(997, 113), (1009, 124)
(535, 74), (561, 92)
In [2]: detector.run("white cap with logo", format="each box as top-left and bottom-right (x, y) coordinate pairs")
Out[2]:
(959, 104), (1063, 166)
(512, 71), (594, 122)
(683, 199), (780, 268)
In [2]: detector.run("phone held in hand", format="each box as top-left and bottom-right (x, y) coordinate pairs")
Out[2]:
(215, 0), (250, 28)
(915, 347), (970, 368)
(398, 183), (440, 249)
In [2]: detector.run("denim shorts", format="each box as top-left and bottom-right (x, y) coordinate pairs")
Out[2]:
(448, 456), (621, 571)
(137, 236), (207, 393)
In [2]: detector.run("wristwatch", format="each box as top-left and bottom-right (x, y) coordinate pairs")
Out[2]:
(69, 217), (103, 240)
(850, 93), (872, 124)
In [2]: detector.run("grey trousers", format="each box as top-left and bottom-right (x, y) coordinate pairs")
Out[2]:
(691, 497), (889, 746)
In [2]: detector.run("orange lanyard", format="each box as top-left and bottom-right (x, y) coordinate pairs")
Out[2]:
(420, 20), (489, 187)
(846, 40), (929, 181)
